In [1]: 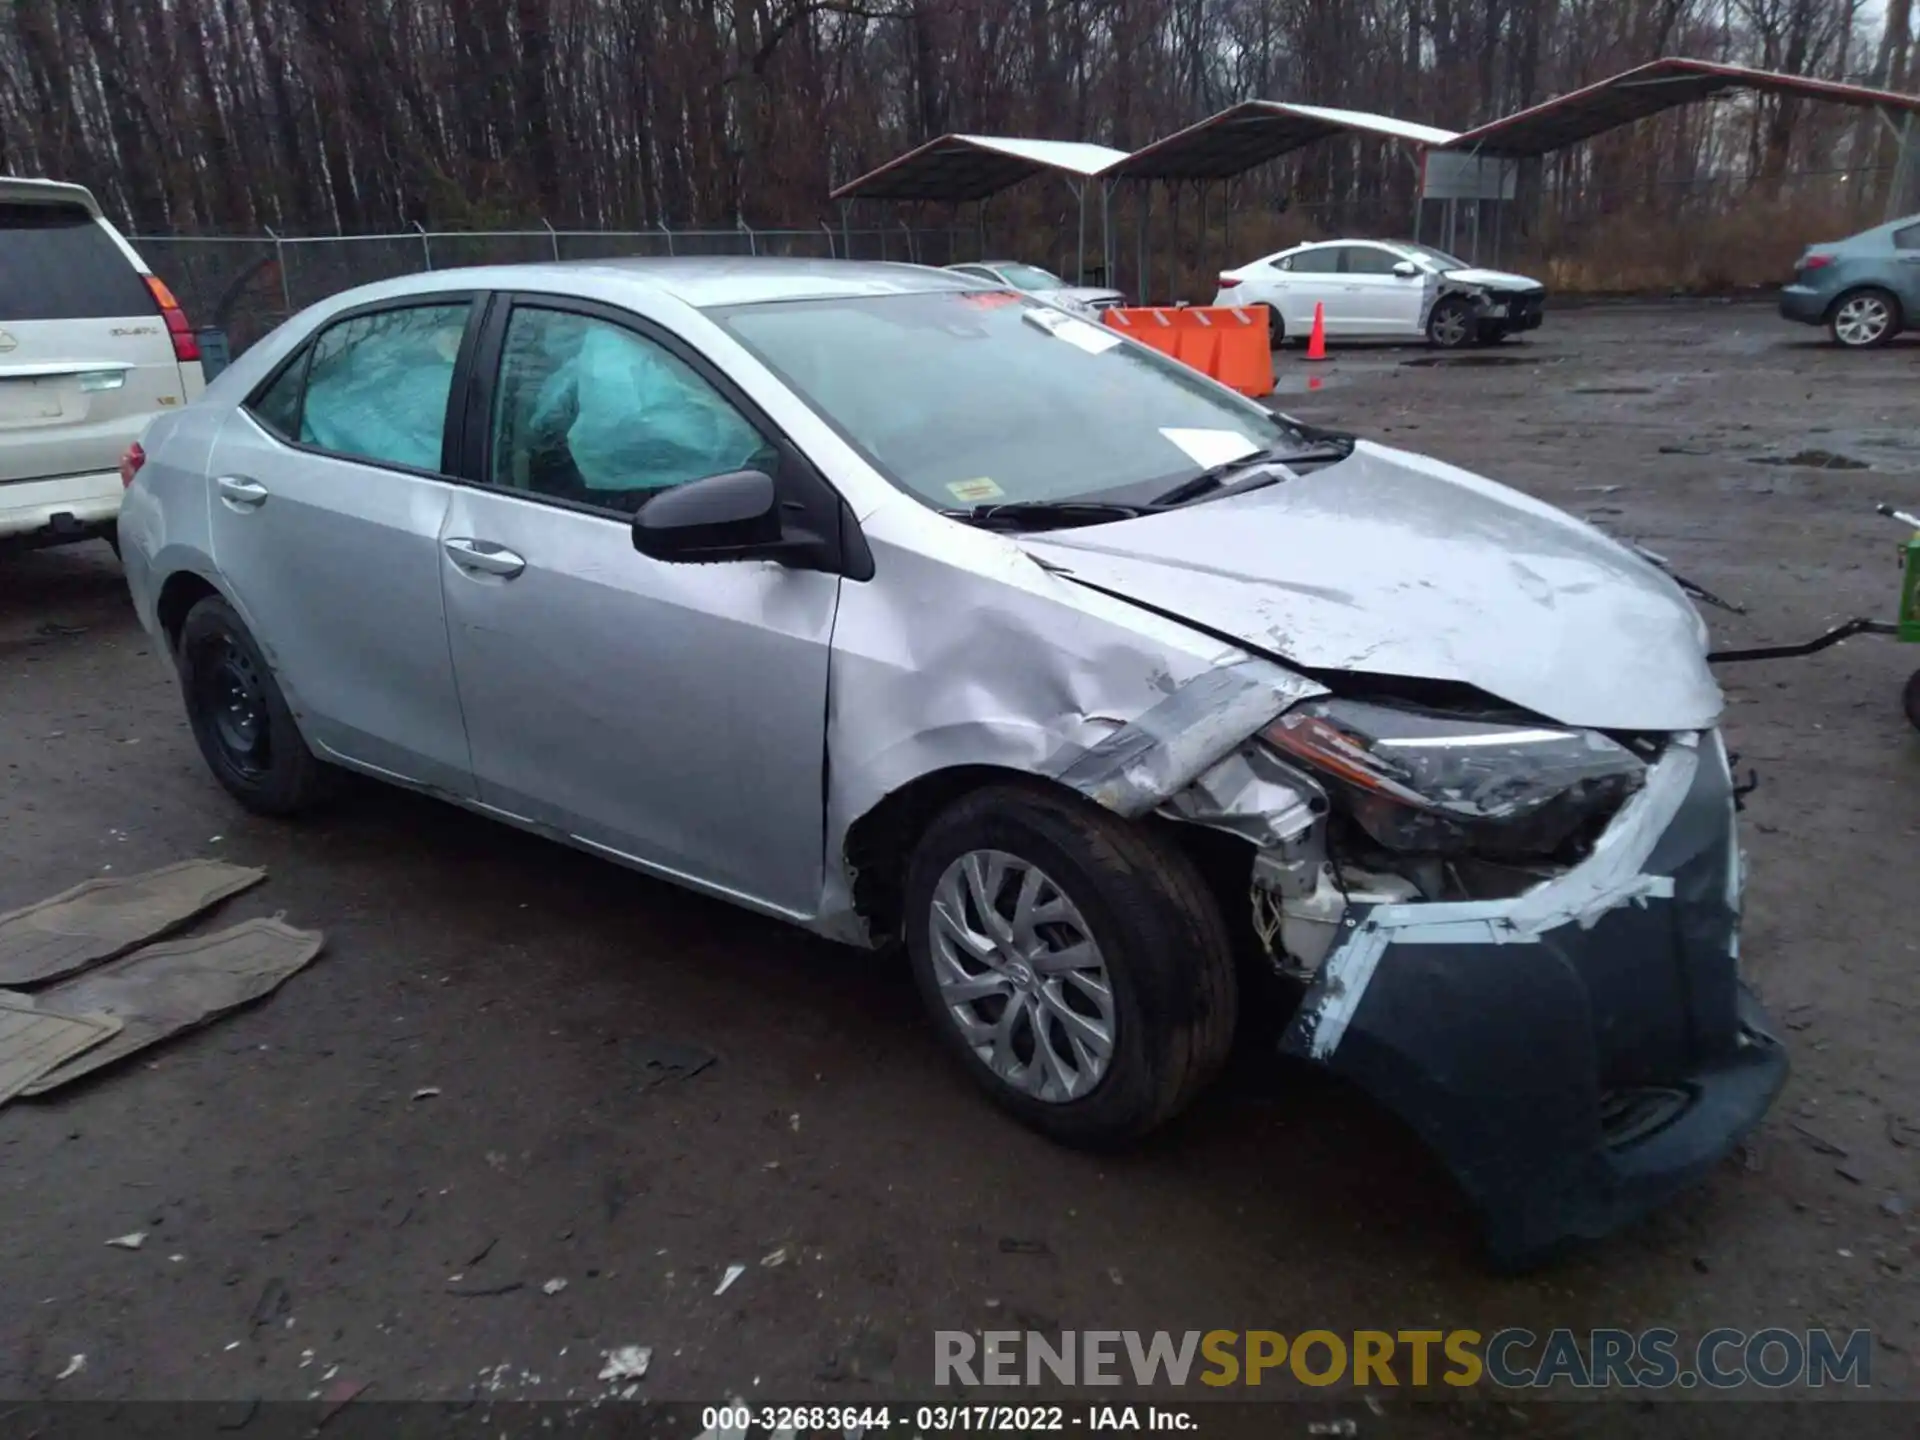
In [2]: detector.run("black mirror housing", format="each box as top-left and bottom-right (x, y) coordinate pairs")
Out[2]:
(632, 469), (781, 563)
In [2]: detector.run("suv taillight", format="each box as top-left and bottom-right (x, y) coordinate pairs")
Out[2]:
(120, 441), (146, 489)
(143, 275), (201, 363)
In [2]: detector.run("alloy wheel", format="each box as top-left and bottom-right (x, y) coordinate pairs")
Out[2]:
(1429, 303), (1470, 348)
(928, 849), (1116, 1103)
(1834, 294), (1892, 347)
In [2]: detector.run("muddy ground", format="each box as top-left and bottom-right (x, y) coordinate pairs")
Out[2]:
(1, 303), (1917, 1434)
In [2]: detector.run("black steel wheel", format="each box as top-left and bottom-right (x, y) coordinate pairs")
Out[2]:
(177, 595), (332, 814)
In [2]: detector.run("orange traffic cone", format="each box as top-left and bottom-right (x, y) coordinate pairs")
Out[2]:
(1303, 301), (1329, 361)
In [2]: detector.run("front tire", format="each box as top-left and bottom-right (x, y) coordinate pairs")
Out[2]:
(1828, 288), (1900, 348)
(904, 783), (1237, 1147)
(1904, 668), (1920, 734)
(1427, 296), (1474, 349)
(177, 595), (331, 815)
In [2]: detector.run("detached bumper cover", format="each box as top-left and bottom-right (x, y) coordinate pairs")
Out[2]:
(1279, 732), (1787, 1264)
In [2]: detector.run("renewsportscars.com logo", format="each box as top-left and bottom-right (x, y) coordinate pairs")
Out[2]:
(934, 1328), (1874, 1390)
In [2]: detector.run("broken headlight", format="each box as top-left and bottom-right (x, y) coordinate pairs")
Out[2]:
(1260, 698), (1645, 859)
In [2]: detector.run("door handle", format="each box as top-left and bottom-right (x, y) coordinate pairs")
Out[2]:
(216, 475), (269, 509)
(443, 537), (526, 578)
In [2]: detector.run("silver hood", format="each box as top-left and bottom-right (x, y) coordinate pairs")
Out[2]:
(1018, 441), (1721, 732)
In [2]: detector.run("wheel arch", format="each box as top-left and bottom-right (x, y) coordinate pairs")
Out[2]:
(155, 568), (227, 656)
(842, 764), (1074, 947)
(840, 761), (1262, 957)
(1825, 283), (1905, 329)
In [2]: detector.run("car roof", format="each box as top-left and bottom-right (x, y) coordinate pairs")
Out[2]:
(0, 175), (106, 217)
(366, 256), (979, 311)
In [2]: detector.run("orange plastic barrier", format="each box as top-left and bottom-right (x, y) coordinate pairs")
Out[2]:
(1100, 306), (1274, 398)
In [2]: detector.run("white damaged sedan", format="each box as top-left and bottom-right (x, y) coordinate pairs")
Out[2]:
(119, 258), (1782, 1265)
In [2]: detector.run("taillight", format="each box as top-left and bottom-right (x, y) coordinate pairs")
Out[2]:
(1803, 254), (1834, 271)
(120, 441), (145, 489)
(1218, 273), (1242, 288)
(143, 274), (201, 363)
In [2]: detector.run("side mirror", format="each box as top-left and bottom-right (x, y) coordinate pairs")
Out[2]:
(632, 468), (782, 564)
(1391, 260), (1420, 278)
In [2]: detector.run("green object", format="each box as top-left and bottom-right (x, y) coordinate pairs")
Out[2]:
(1899, 532), (1920, 645)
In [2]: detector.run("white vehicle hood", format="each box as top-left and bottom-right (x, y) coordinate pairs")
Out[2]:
(1017, 441), (1721, 732)
(1442, 266), (1543, 292)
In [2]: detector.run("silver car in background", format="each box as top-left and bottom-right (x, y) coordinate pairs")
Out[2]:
(943, 259), (1125, 317)
(120, 258), (1782, 1266)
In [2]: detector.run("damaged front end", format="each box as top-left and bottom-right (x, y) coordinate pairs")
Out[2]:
(1161, 688), (1787, 1267)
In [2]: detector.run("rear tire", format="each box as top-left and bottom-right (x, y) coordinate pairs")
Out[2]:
(1904, 669), (1920, 735)
(1427, 297), (1474, 349)
(1828, 287), (1900, 348)
(178, 595), (332, 815)
(1262, 304), (1284, 350)
(904, 783), (1238, 1148)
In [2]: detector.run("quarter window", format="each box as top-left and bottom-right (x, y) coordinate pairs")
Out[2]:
(1894, 223), (1920, 251)
(488, 307), (773, 514)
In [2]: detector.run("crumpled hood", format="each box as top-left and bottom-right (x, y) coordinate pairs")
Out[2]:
(1443, 266), (1544, 292)
(1018, 441), (1721, 731)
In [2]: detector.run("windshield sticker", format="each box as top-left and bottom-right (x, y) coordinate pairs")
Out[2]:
(946, 476), (1004, 503)
(1022, 307), (1122, 355)
(1159, 428), (1262, 468)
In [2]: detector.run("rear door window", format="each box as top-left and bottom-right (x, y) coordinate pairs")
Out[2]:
(0, 202), (155, 321)
(1894, 223), (1920, 251)
(1283, 249), (1341, 275)
(248, 302), (471, 472)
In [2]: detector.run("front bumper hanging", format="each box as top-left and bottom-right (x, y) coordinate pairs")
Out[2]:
(1277, 732), (1789, 1268)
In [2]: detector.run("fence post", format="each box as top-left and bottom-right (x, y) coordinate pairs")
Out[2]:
(264, 226), (292, 314)
(543, 217), (560, 261)
(660, 220), (675, 257)
(413, 221), (433, 270)
(821, 220), (835, 260)
(739, 218), (757, 256)
(901, 220), (915, 264)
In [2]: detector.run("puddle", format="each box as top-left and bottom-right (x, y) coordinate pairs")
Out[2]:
(1746, 449), (1870, 471)
(1571, 384), (1656, 395)
(1399, 354), (1542, 369)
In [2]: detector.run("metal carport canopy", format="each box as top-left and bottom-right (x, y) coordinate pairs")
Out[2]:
(1104, 102), (1461, 181)
(830, 134), (1131, 203)
(1444, 56), (1920, 157)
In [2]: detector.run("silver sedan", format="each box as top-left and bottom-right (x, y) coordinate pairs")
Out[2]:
(119, 258), (1783, 1264)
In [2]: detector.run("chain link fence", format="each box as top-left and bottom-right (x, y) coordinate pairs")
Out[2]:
(133, 225), (982, 358)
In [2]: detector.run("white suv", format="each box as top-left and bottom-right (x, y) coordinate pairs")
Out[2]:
(1, 176), (204, 554)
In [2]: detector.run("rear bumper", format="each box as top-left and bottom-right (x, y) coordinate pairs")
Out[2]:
(1279, 731), (1786, 1267)
(1778, 285), (1830, 325)
(0, 470), (121, 547)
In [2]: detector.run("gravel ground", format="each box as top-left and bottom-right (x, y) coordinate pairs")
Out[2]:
(1, 303), (1917, 1433)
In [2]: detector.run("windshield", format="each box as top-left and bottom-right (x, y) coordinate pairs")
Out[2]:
(993, 263), (1067, 292)
(1401, 242), (1469, 271)
(713, 291), (1303, 511)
